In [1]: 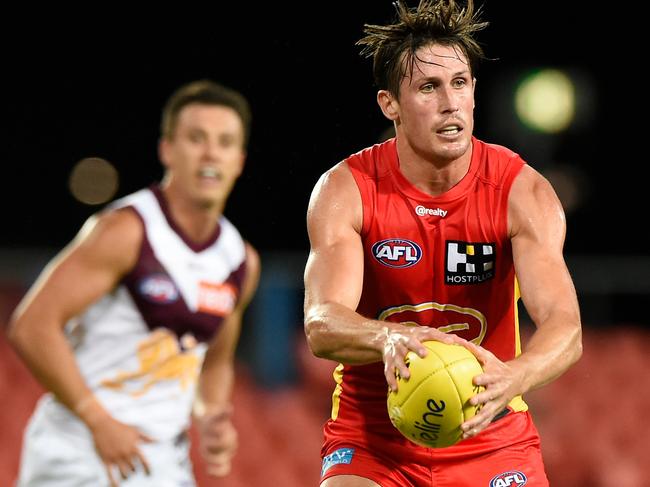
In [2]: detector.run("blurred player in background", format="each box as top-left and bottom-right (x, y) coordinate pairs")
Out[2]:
(303, 1), (582, 485)
(8, 79), (260, 486)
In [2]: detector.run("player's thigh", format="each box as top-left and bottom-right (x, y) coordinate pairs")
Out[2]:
(321, 475), (380, 487)
(16, 409), (107, 487)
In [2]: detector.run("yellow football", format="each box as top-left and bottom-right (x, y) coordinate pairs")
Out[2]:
(387, 340), (483, 448)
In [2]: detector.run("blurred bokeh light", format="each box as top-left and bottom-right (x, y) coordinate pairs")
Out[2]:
(515, 68), (576, 134)
(68, 157), (119, 206)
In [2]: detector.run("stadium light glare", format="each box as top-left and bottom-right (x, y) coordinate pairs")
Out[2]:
(515, 68), (576, 134)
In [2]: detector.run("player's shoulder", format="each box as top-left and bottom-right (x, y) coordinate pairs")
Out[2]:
(317, 139), (393, 184)
(77, 202), (144, 251)
(244, 241), (260, 267)
(472, 138), (531, 190)
(308, 160), (364, 235)
(310, 159), (356, 204)
(243, 242), (261, 284)
(478, 139), (522, 161)
(508, 164), (564, 235)
(511, 164), (553, 196)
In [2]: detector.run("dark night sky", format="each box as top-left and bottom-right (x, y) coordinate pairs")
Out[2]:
(3, 3), (637, 255)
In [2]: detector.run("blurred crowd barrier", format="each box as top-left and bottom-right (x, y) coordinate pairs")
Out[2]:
(2, 250), (650, 486)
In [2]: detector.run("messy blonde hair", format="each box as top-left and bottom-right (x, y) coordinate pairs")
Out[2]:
(357, 0), (488, 97)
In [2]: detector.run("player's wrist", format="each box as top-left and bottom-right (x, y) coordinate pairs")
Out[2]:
(73, 394), (111, 429)
(371, 323), (399, 354)
(193, 399), (233, 420)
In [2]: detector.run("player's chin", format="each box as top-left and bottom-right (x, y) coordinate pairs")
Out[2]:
(433, 135), (470, 157)
(194, 190), (226, 209)
(206, 462), (232, 477)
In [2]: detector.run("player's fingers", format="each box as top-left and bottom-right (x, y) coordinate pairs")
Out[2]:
(384, 362), (399, 391)
(402, 334), (428, 357)
(469, 385), (495, 405)
(391, 344), (411, 380)
(396, 358), (410, 381)
(116, 458), (135, 480)
(211, 406), (233, 420)
(135, 450), (151, 476)
(429, 330), (462, 345)
(206, 461), (232, 477)
(203, 441), (233, 455)
(105, 464), (119, 487)
(462, 340), (495, 365)
(461, 414), (492, 439)
(138, 432), (155, 443)
(205, 452), (234, 477)
(462, 398), (502, 433)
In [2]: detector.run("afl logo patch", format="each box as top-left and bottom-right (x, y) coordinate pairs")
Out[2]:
(138, 274), (179, 304)
(489, 471), (527, 487)
(372, 238), (422, 268)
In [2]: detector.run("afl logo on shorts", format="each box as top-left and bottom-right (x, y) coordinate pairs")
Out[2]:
(489, 470), (527, 487)
(139, 274), (179, 304)
(372, 238), (422, 268)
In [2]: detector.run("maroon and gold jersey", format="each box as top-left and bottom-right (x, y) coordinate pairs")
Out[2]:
(325, 137), (528, 444)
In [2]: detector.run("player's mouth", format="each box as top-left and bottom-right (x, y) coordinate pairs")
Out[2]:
(436, 124), (463, 137)
(198, 167), (223, 181)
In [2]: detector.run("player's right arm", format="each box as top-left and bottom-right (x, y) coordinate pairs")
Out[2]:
(7, 208), (152, 485)
(303, 162), (459, 390)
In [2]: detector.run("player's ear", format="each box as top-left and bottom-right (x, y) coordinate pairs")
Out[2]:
(377, 90), (399, 121)
(472, 77), (477, 109)
(235, 150), (247, 177)
(158, 137), (171, 169)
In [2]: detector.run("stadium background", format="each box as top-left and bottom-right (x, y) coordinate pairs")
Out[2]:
(2, 2), (648, 485)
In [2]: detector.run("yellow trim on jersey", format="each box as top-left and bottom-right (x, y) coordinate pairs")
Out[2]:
(511, 276), (528, 412)
(508, 395), (528, 412)
(330, 363), (345, 420)
(514, 276), (522, 356)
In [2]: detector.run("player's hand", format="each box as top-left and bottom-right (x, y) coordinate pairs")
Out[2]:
(87, 413), (153, 486)
(459, 340), (523, 439)
(196, 404), (238, 477)
(380, 324), (464, 392)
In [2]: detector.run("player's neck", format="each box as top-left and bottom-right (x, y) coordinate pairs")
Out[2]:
(396, 139), (472, 197)
(160, 185), (223, 244)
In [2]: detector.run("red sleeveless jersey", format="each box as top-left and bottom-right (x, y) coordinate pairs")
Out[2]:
(325, 137), (527, 443)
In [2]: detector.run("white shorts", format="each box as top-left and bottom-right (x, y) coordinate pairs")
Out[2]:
(16, 397), (196, 487)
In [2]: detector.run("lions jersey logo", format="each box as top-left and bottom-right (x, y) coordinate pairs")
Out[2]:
(372, 238), (422, 268)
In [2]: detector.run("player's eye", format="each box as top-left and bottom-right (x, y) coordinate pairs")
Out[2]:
(452, 78), (467, 88)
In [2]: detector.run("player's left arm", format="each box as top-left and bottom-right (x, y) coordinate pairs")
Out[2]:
(461, 164), (582, 438)
(193, 242), (260, 476)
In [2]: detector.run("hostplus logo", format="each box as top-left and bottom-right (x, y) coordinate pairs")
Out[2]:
(445, 240), (495, 285)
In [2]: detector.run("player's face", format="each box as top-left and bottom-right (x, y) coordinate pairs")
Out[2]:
(160, 103), (246, 208)
(393, 43), (475, 163)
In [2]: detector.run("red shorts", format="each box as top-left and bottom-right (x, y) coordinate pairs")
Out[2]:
(320, 411), (548, 486)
